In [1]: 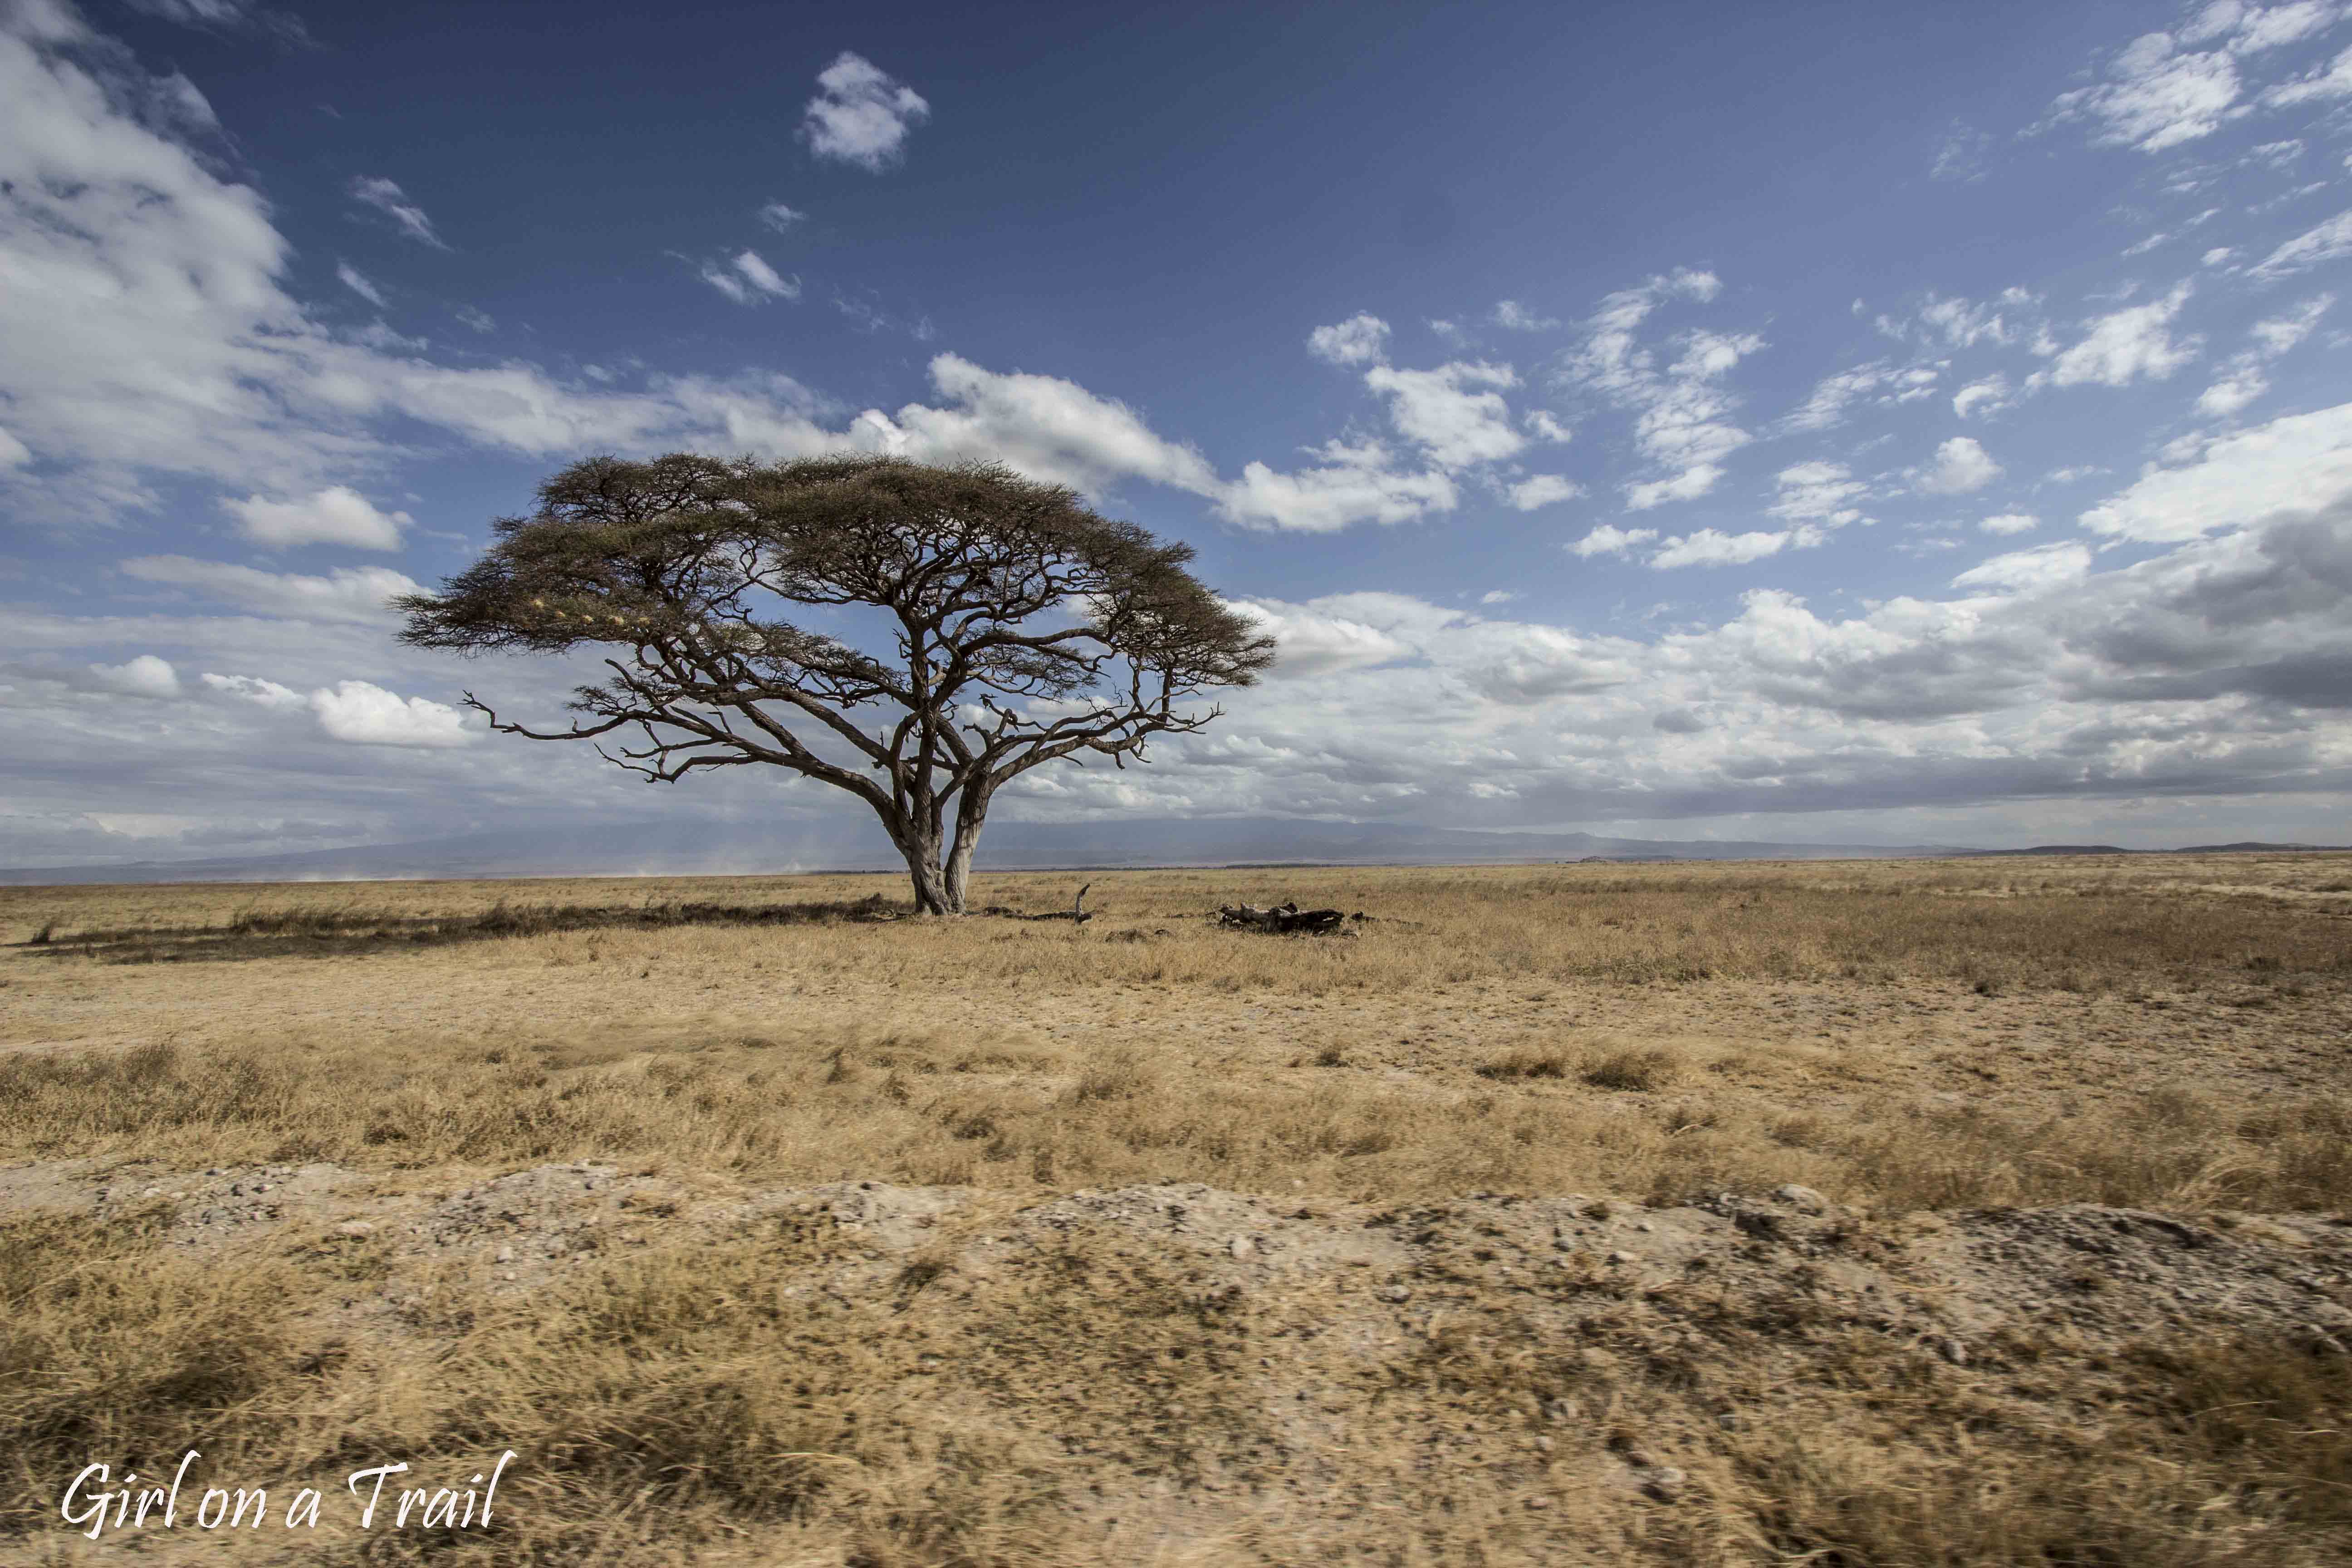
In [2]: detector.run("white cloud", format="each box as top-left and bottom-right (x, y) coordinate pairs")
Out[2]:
(1523, 409), (1571, 443)
(860, 353), (1220, 500)
(1953, 373), (2012, 419)
(1220, 440), (1457, 534)
(2042, 284), (2200, 387)
(1914, 436), (2002, 496)
(1769, 460), (1868, 529)
(1492, 299), (1559, 331)
(87, 653), (180, 698)
(1978, 512), (2040, 535)
(1951, 541), (2093, 594)
(703, 249), (798, 304)
(757, 201), (807, 231)
(2250, 293), (2333, 354)
(1564, 277), (1762, 510)
(347, 176), (445, 248)
(1362, 361), (1525, 469)
(308, 680), (479, 748)
(2080, 399), (2352, 541)
(335, 261), (385, 308)
(1568, 524), (1657, 558)
(2249, 210), (2352, 278)
(224, 487), (410, 550)
(2196, 363), (2269, 417)
(2043, 31), (2244, 152)
(1227, 599), (1410, 677)
(1911, 289), (2038, 349)
(800, 52), (928, 171)
(2261, 41), (2352, 104)
(121, 556), (422, 622)
(1505, 474), (1581, 510)
(1649, 529), (1798, 569)
(1784, 364), (1885, 431)
(200, 671), (304, 709)
(124, 0), (299, 35)
(1306, 314), (1390, 366)
(0, 425), (29, 468)
(1479, 590), (1518, 605)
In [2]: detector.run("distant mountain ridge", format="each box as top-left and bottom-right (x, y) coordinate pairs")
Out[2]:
(2, 818), (2339, 887)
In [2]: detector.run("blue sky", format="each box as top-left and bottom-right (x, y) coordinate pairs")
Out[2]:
(5, 0), (2352, 865)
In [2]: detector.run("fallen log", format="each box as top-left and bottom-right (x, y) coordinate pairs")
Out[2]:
(1216, 901), (1345, 935)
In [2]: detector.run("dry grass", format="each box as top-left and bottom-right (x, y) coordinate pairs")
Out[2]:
(3, 852), (2351, 1562)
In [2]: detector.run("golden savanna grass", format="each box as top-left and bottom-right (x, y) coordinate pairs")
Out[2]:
(3, 853), (2350, 1564)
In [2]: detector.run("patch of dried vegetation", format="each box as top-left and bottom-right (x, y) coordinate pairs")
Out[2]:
(0, 852), (2348, 1562)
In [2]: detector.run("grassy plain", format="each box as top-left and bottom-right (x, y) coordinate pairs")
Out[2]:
(2, 853), (2349, 1564)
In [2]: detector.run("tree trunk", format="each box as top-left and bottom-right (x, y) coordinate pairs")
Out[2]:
(941, 792), (990, 916)
(891, 820), (957, 916)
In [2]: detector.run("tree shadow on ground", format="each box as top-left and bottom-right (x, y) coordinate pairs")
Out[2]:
(14, 895), (911, 965)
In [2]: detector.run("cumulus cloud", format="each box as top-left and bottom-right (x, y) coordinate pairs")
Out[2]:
(1569, 524), (1658, 558)
(2081, 399), (2352, 542)
(858, 353), (1220, 499)
(1505, 474), (1581, 510)
(224, 487), (410, 549)
(1650, 528), (1805, 569)
(121, 556), (422, 622)
(1306, 314), (1390, 366)
(1523, 409), (1571, 443)
(347, 176), (445, 248)
(1362, 361), (1526, 469)
(1953, 373), (2012, 419)
(1979, 512), (2040, 535)
(2033, 285), (2198, 389)
(1227, 598), (1410, 677)
(1769, 460), (1869, 530)
(757, 201), (807, 231)
(800, 52), (928, 171)
(2196, 364), (2269, 417)
(1914, 436), (2002, 495)
(307, 680), (480, 748)
(87, 654), (181, 698)
(1220, 441), (1457, 534)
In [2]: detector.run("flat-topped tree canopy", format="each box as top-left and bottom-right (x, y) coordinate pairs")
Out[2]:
(397, 452), (1276, 913)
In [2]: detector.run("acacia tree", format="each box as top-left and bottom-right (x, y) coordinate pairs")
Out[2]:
(397, 453), (1275, 914)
